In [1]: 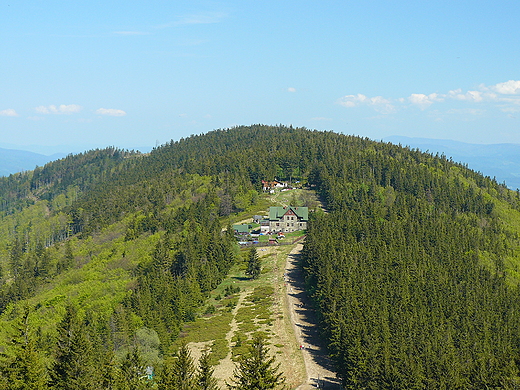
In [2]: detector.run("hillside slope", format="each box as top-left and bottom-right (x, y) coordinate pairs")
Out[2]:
(1, 125), (520, 389)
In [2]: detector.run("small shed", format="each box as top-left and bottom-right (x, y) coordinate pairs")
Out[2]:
(233, 224), (252, 235)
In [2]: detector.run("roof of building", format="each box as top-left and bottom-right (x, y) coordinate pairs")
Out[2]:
(233, 224), (252, 233)
(269, 206), (308, 221)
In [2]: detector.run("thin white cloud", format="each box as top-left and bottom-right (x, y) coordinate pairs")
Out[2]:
(447, 89), (490, 102)
(35, 104), (82, 114)
(338, 94), (395, 114)
(498, 99), (520, 113)
(0, 108), (18, 117)
(369, 96), (391, 105)
(96, 108), (127, 117)
(287, 87), (296, 93)
(467, 91), (485, 102)
(338, 79), (520, 114)
(408, 94), (432, 109)
(490, 80), (520, 95)
(371, 98), (395, 114)
(408, 93), (444, 109)
(338, 94), (368, 107)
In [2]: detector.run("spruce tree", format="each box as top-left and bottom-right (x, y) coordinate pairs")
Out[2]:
(88, 315), (118, 390)
(116, 347), (148, 390)
(227, 335), (284, 390)
(158, 343), (196, 390)
(97, 351), (118, 390)
(49, 304), (95, 390)
(0, 306), (48, 390)
(246, 247), (261, 279)
(197, 350), (219, 390)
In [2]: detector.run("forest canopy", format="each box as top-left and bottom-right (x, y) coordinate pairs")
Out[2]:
(1, 125), (520, 389)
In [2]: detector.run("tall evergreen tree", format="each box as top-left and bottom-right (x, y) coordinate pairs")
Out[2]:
(246, 247), (261, 280)
(116, 347), (148, 390)
(97, 351), (118, 390)
(197, 350), (219, 390)
(227, 335), (284, 390)
(88, 314), (118, 390)
(158, 343), (196, 390)
(49, 304), (95, 390)
(0, 306), (48, 390)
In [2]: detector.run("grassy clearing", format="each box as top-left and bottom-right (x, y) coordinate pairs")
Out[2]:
(175, 241), (305, 388)
(174, 292), (236, 364)
(232, 285), (275, 361)
(174, 248), (274, 362)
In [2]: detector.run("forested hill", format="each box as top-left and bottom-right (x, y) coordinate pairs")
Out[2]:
(1, 125), (520, 388)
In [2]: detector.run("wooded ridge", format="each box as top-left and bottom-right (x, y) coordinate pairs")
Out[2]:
(1, 124), (520, 389)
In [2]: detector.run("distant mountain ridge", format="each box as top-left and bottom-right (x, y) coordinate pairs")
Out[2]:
(0, 147), (65, 177)
(0, 144), (152, 177)
(385, 136), (520, 190)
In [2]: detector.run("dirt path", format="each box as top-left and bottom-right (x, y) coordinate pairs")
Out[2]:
(186, 245), (307, 389)
(285, 243), (342, 389)
(185, 245), (342, 389)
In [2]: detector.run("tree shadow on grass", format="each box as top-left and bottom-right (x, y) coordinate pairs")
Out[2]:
(231, 276), (250, 281)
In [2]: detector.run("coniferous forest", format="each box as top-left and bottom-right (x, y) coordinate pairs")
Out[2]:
(1, 125), (520, 388)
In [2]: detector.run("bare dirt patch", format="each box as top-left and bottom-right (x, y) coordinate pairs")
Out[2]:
(186, 340), (213, 365)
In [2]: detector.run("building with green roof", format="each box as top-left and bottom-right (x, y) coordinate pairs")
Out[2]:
(268, 206), (308, 233)
(233, 224), (253, 235)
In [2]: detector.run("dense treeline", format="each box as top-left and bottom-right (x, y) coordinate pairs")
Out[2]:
(1, 125), (515, 252)
(0, 148), (140, 263)
(0, 303), (232, 389)
(0, 174), (239, 387)
(0, 148), (136, 215)
(124, 192), (237, 352)
(302, 137), (520, 388)
(1, 125), (520, 388)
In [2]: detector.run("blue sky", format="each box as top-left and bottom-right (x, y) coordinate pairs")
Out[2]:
(1, 0), (519, 154)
